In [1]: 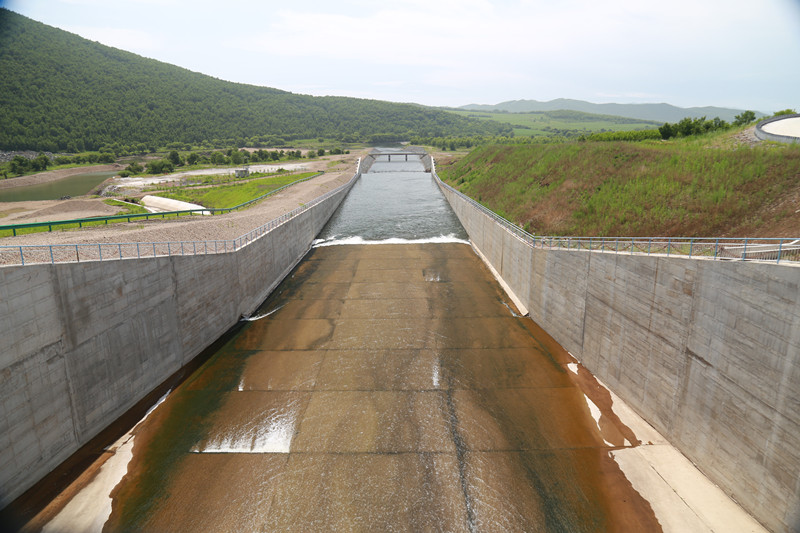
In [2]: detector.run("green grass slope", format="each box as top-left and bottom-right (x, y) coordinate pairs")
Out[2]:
(0, 9), (510, 152)
(438, 133), (800, 238)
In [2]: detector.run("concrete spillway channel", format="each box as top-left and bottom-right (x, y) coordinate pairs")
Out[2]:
(8, 152), (767, 531)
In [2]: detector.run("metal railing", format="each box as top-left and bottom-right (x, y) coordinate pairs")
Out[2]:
(1, 164), (361, 267)
(0, 171), (325, 237)
(431, 159), (800, 265)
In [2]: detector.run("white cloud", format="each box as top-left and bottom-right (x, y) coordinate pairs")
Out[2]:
(5, 0), (800, 110)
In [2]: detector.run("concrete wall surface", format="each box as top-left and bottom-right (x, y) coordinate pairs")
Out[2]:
(439, 180), (800, 533)
(0, 178), (354, 507)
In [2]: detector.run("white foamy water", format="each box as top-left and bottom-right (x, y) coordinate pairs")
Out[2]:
(316, 157), (469, 243)
(313, 234), (469, 247)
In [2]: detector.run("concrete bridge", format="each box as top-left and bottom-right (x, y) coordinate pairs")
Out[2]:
(1, 152), (798, 532)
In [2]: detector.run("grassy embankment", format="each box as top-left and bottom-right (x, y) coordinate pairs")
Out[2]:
(437, 131), (800, 238)
(152, 171), (319, 208)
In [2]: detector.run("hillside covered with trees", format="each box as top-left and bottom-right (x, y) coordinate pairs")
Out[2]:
(0, 9), (511, 153)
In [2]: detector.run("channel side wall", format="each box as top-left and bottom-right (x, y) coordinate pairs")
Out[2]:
(438, 181), (800, 533)
(0, 179), (354, 507)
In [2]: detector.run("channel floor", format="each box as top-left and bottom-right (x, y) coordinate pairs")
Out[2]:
(41, 243), (766, 532)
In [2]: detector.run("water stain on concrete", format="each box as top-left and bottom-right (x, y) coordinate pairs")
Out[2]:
(99, 243), (662, 531)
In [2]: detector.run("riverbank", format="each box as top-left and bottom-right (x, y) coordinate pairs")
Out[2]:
(0, 152), (364, 250)
(0, 164), (123, 190)
(0, 152), (362, 229)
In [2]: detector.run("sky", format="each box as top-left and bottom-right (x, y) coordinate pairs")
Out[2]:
(4, 0), (800, 113)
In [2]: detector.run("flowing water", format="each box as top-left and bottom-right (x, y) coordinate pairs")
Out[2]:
(315, 153), (467, 244)
(32, 150), (662, 532)
(0, 170), (118, 202)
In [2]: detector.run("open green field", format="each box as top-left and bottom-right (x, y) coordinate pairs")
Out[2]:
(445, 109), (661, 138)
(155, 172), (319, 209)
(437, 129), (800, 238)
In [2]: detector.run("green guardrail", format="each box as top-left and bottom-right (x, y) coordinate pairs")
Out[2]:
(0, 171), (324, 237)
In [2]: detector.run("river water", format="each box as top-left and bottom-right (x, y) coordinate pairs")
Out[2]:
(315, 153), (467, 244)
(31, 150), (661, 532)
(0, 170), (118, 202)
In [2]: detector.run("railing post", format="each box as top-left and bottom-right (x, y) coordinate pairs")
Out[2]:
(153, 242), (156, 257)
(137, 243), (140, 259)
(689, 239), (693, 258)
(118, 243), (122, 259)
(20, 246), (24, 266)
(714, 239), (718, 259)
(777, 239), (783, 264)
(667, 239), (671, 256)
(49, 245), (54, 264)
(99, 244), (102, 261)
(742, 238), (748, 260)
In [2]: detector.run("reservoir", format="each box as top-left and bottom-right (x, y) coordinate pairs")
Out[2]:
(0, 170), (117, 202)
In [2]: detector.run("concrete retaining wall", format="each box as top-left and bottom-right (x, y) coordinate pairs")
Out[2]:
(755, 113), (800, 145)
(0, 178), (355, 507)
(439, 180), (800, 533)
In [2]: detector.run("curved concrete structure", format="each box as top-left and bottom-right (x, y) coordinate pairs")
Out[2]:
(755, 114), (800, 144)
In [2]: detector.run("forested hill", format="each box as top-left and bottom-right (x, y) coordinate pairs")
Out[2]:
(0, 9), (511, 152)
(460, 99), (763, 124)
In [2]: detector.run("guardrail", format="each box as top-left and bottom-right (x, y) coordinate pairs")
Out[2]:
(1, 164), (360, 266)
(0, 171), (325, 237)
(431, 159), (800, 265)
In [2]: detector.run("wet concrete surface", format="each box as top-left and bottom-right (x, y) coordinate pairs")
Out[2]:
(99, 243), (661, 532)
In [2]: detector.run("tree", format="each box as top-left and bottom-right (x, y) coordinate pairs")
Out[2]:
(31, 153), (50, 171)
(186, 152), (199, 165)
(126, 162), (144, 174)
(168, 150), (182, 166)
(734, 110), (756, 126)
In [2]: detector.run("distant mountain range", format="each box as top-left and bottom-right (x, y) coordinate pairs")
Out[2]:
(460, 99), (765, 124)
